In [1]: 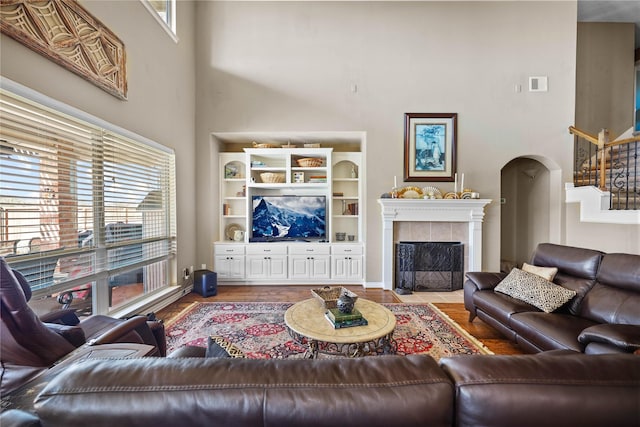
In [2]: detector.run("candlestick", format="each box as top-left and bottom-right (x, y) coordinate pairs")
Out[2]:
(461, 173), (464, 192)
(454, 173), (458, 194)
(394, 176), (397, 188)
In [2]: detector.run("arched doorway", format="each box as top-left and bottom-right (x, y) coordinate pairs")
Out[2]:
(500, 156), (563, 271)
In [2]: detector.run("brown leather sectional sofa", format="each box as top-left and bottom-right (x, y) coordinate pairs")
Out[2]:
(464, 243), (640, 354)
(1, 352), (638, 427)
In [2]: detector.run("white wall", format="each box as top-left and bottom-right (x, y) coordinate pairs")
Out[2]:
(0, 1), (198, 282)
(194, 1), (581, 282)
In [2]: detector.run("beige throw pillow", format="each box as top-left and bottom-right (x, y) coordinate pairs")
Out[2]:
(522, 262), (558, 281)
(495, 268), (576, 313)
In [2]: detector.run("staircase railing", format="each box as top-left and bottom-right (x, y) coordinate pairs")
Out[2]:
(569, 126), (639, 210)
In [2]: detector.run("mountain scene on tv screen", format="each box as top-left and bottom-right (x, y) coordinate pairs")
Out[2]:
(252, 196), (325, 238)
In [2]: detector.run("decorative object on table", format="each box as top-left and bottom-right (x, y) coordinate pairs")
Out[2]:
(296, 157), (324, 167)
(347, 235), (355, 241)
(422, 186), (442, 199)
(404, 113), (457, 182)
(311, 286), (358, 310)
(281, 141), (296, 148)
(165, 302), (492, 360)
(225, 223), (243, 241)
(260, 172), (285, 183)
(351, 165), (357, 178)
(336, 293), (356, 314)
(0, 0), (128, 100)
(233, 230), (244, 242)
(335, 232), (346, 241)
(252, 141), (278, 148)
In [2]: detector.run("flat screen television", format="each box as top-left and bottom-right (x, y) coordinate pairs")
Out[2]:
(251, 195), (326, 241)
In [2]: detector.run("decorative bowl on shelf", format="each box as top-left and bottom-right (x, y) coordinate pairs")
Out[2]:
(296, 157), (324, 167)
(260, 172), (285, 183)
(311, 286), (358, 310)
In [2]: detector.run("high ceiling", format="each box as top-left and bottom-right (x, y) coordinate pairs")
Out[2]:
(578, 0), (640, 48)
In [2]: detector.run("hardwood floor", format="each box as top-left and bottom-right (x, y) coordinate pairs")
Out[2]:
(155, 285), (524, 355)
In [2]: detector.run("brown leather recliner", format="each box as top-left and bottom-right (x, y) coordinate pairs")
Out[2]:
(1, 257), (166, 395)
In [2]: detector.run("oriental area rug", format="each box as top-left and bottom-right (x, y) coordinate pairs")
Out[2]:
(164, 302), (492, 360)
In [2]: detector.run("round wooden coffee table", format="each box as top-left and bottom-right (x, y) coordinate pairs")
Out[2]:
(284, 298), (397, 358)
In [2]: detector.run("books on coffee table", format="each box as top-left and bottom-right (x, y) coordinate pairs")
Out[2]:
(326, 307), (364, 323)
(325, 312), (368, 329)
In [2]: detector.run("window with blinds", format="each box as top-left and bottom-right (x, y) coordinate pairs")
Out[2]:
(0, 88), (176, 316)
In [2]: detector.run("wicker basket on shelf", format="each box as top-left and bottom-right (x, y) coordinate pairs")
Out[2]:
(252, 141), (278, 149)
(296, 157), (324, 167)
(260, 172), (285, 183)
(311, 286), (358, 309)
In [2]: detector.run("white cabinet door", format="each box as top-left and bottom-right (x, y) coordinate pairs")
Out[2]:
(289, 256), (311, 279)
(247, 255), (288, 279)
(289, 255), (331, 280)
(215, 255), (245, 279)
(332, 255), (362, 279)
(246, 256), (269, 279)
(267, 255), (288, 279)
(310, 256), (331, 279)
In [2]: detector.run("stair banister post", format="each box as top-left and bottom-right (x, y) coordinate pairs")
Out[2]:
(598, 129), (609, 190)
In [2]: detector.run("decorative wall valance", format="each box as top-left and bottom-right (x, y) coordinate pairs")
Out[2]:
(1, 0), (127, 100)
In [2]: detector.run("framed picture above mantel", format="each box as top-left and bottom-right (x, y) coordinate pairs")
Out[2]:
(404, 113), (457, 182)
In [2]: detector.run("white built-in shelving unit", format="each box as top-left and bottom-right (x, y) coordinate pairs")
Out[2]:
(212, 132), (364, 284)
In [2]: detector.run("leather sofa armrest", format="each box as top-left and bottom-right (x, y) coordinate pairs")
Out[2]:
(39, 309), (80, 326)
(88, 316), (147, 346)
(578, 324), (640, 352)
(464, 271), (507, 290)
(147, 320), (167, 357)
(44, 323), (86, 348)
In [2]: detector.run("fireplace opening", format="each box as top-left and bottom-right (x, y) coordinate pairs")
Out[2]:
(395, 241), (464, 294)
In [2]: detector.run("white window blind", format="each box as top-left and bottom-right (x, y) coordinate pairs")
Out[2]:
(0, 87), (176, 313)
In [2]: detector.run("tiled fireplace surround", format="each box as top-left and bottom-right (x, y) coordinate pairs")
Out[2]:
(378, 199), (492, 290)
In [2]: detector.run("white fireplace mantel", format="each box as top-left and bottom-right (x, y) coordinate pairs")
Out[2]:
(378, 198), (491, 290)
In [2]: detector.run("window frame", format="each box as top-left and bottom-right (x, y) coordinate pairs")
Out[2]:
(140, 0), (178, 43)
